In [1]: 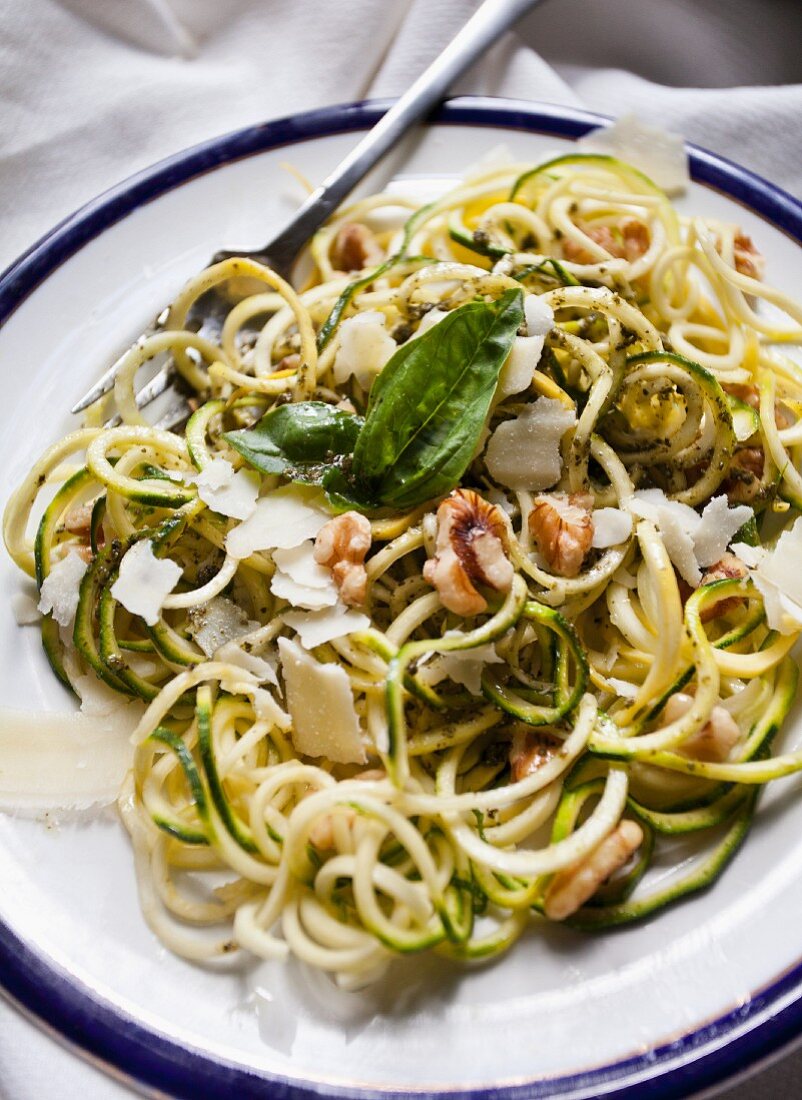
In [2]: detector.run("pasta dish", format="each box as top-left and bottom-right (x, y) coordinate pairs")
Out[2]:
(4, 148), (802, 990)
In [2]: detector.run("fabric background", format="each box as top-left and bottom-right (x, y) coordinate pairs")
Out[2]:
(0, 0), (800, 1095)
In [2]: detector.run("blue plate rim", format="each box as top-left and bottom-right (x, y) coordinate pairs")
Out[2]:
(1, 95), (801, 1100)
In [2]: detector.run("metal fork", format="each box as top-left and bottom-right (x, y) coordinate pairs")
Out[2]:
(71, 0), (546, 425)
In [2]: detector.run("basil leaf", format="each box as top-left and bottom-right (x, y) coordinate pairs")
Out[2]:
(225, 402), (363, 477)
(351, 288), (524, 509)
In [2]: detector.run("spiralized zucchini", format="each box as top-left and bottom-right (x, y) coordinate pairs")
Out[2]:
(5, 152), (802, 990)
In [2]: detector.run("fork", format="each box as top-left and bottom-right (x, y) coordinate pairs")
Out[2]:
(71, 0), (546, 426)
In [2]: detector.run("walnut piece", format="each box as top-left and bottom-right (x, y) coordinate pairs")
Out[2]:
(308, 768), (386, 850)
(330, 222), (384, 273)
(723, 382), (792, 430)
(528, 492), (594, 578)
(733, 232), (765, 281)
(562, 219), (649, 265)
(423, 489), (513, 617)
(509, 730), (561, 782)
(722, 447), (765, 504)
(313, 511), (372, 607)
(699, 551), (748, 622)
(544, 820), (643, 921)
(663, 692), (741, 762)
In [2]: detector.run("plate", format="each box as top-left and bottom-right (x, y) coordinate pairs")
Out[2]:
(1, 97), (801, 1100)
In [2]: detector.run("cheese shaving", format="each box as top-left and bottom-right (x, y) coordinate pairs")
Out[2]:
(110, 540), (182, 625)
(226, 486), (331, 560)
(333, 310), (396, 389)
(278, 638), (366, 764)
(591, 508), (633, 549)
(734, 518), (802, 634)
(577, 114), (689, 196)
(631, 490), (752, 586)
(283, 604), (370, 650)
(11, 591), (41, 625)
(215, 641), (279, 687)
(485, 398), (576, 490)
(420, 643), (503, 696)
(190, 458), (259, 521)
(37, 551), (88, 627)
(270, 542), (339, 611)
(187, 596), (258, 657)
(0, 703), (144, 814)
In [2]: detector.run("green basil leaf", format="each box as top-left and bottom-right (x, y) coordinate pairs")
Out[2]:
(224, 402), (363, 477)
(351, 287), (524, 510)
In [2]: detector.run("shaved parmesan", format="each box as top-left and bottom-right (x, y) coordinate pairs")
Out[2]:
(226, 486), (331, 560)
(12, 591), (41, 625)
(278, 638), (366, 764)
(270, 542), (338, 611)
(692, 496), (753, 567)
(283, 604), (370, 650)
(606, 677), (640, 699)
(421, 643), (503, 696)
(592, 508), (633, 549)
(215, 641), (279, 687)
(190, 458), (259, 521)
(577, 114), (689, 196)
(187, 597), (258, 657)
(0, 703), (143, 814)
(110, 541), (182, 625)
(496, 296), (553, 400)
(485, 398), (576, 490)
(412, 307), (448, 339)
(74, 672), (137, 717)
(734, 518), (802, 634)
(37, 551), (88, 628)
(333, 310), (396, 389)
(632, 491), (752, 586)
(524, 294), (554, 337)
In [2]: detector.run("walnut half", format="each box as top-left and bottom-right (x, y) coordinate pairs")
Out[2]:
(313, 511), (372, 607)
(528, 492), (594, 577)
(330, 222), (384, 273)
(423, 489), (514, 617)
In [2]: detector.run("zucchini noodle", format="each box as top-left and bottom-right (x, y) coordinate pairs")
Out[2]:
(5, 152), (802, 990)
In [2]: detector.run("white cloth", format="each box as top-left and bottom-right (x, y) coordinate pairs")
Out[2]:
(0, 1), (800, 1097)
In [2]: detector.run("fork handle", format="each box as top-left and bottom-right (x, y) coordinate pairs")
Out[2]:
(261, 0), (546, 269)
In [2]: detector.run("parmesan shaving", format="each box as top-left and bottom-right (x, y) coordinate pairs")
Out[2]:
(11, 591), (41, 625)
(283, 604), (370, 650)
(733, 518), (802, 634)
(187, 596), (258, 657)
(591, 508), (633, 549)
(496, 296), (553, 400)
(333, 310), (396, 389)
(524, 294), (554, 337)
(577, 114), (689, 196)
(631, 490), (752, 586)
(0, 704), (143, 814)
(74, 672), (138, 717)
(226, 486), (331, 560)
(37, 551), (88, 627)
(278, 638), (366, 764)
(421, 643), (503, 696)
(215, 642), (279, 687)
(110, 540), (182, 625)
(485, 398), (576, 490)
(606, 677), (640, 699)
(190, 458), (259, 521)
(270, 542), (339, 611)
(413, 308), (448, 338)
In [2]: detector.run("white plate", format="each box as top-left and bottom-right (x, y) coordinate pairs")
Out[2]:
(1, 97), (801, 1100)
